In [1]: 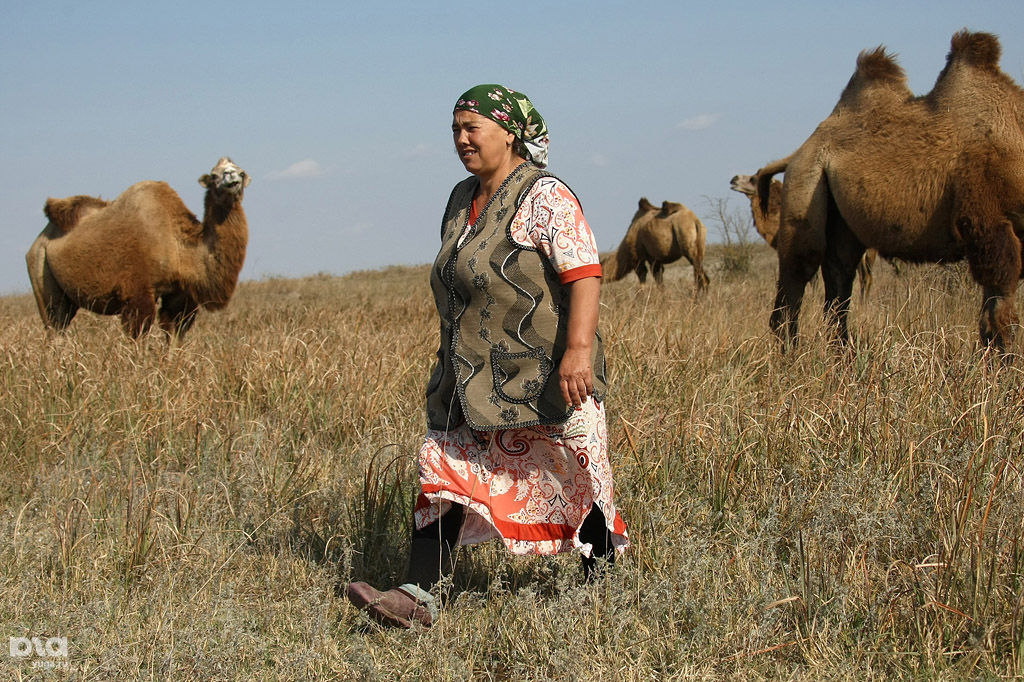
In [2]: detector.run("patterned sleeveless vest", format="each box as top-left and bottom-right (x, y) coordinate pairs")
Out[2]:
(426, 162), (607, 431)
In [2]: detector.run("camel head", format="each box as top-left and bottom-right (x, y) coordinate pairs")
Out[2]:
(199, 157), (250, 203)
(729, 174), (757, 198)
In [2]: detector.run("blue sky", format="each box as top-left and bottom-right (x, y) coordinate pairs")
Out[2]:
(2, 1), (1022, 295)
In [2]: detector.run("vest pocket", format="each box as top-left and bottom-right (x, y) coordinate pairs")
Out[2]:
(490, 346), (553, 403)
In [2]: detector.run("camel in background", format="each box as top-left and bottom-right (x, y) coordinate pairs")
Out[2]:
(26, 157), (251, 341)
(607, 198), (709, 294)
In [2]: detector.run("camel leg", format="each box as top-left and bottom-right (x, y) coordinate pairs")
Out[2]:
(39, 267), (78, 331)
(26, 240), (78, 331)
(681, 254), (709, 295)
(821, 213), (865, 344)
(652, 261), (665, 285)
(771, 260), (819, 346)
(858, 249), (877, 301)
(771, 236), (825, 346)
(696, 263), (709, 294)
(684, 249), (708, 292)
(960, 216), (1021, 349)
(159, 291), (200, 341)
(694, 266), (709, 294)
(979, 287), (1018, 352)
(635, 261), (648, 283)
(771, 171), (829, 346)
(120, 291), (157, 339)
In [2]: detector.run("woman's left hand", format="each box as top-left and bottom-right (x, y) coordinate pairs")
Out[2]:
(559, 347), (594, 409)
(559, 276), (601, 409)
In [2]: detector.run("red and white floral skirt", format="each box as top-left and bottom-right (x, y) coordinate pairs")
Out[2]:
(414, 399), (629, 556)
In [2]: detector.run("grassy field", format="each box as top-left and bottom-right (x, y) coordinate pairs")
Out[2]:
(2, 245), (1023, 680)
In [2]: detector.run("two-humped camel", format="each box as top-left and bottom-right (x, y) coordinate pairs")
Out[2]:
(26, 157), (251, 341)
(762, 30), (1024, 350)
(729, 169), (877, 299)
(606, 198), (709, 294)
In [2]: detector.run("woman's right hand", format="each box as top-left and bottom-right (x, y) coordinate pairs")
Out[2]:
(559, 346), (594, 409)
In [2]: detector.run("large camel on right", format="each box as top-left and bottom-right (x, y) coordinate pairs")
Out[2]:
(729, 169), (877, 300)
(763, 30), (1024, 350)
(26, 157), (251, 340)
(608, 197), (710, 293)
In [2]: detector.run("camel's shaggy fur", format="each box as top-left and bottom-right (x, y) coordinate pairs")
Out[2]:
(26, 157), (251, 340)
(43, 195), (111, 233)
(765, 30), (1024, 349)
(607, 198), (709, 293)
(730, 170), (877, 300)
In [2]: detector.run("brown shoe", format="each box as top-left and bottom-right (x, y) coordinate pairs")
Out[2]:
(345, 581), (436, 628)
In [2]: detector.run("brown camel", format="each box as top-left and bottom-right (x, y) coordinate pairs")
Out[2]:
(729, 165), (784, 248)
(26, 157), (251, 340)
(607, 197), (709, 293)
(729, 170), (877, 300)
(764, 30), (1024, 350)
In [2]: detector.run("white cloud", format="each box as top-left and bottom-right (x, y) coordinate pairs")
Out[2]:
(268, 159), (325, 180)
(590, 153), (610, 167)
(677, 113), (721, 131)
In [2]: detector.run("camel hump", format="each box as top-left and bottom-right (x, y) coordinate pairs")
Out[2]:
(948, 30), (1001, 70)
(144, 181), (205, 238)
(837, 46), (910, 109)
(638, 197), (656, 211)
(43, 195), (109, 233)
(855, 46), (906, 83)
(658, 201), (685, 218)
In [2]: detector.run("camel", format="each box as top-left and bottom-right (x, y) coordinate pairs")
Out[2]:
(729, 170), (877, 300)
(26, 157), (251, 340)
(607, 197), (709, 293)
(729, 162), (785, 248)
(763, 30), (1024, 350)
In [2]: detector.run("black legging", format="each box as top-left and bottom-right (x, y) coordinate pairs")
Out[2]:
(413, 502), (613, 558)
(412, 502), (465, 546)
(578, 503), (614, 559)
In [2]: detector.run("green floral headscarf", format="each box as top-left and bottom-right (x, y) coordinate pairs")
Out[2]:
(454, 84), (549, 168)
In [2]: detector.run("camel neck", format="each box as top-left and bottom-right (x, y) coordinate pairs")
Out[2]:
(198, 197), (248, 307)
(204, 196), (240, 226)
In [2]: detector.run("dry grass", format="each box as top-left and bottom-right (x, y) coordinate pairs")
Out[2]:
(3, 249), (1024, 680)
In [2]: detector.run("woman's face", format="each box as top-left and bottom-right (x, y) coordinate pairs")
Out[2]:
(452, 110), (517, 178)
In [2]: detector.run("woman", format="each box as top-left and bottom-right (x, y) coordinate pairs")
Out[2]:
(346, 84), (628, 629)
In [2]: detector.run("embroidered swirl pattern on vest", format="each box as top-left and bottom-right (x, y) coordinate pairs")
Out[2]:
(426, 163), (607, 431)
